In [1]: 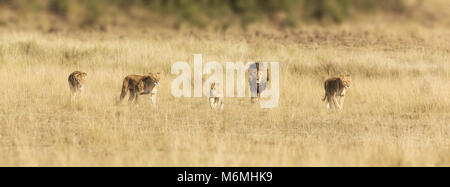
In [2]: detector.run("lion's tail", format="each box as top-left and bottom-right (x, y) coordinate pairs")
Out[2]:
(118, 78), (129, 103)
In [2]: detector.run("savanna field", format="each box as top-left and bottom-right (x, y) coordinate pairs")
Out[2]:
(1, 6), (450, 165)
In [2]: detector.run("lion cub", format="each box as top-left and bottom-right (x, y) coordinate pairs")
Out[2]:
(322, 75), (351, 109)
(209, 82), (224, 111)
(119, 72), (160, 104)
(68, 71), (87, 100)
(249, 62), (269, 103)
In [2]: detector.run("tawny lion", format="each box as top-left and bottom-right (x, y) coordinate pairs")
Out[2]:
(118, 72), (160, 104)
(68, 71), (87, 100)
(322, 75), (351, 109)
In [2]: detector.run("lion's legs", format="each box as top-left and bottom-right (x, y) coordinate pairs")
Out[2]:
(339, 96), (345, 109)
(128, 90), (135, 104)
(134, 93), (140, 104)
(209, 97), (216, 109)
(70, 89), (83, 102)
(71, 91), (77, 101)
(77, 87), (83, 98)
(332, 95), (341, 109)
(209, 97), (224, 111)
(326, 95), (332, 109)
(151, 94), (157, 104)
(69, 85), (76, 100)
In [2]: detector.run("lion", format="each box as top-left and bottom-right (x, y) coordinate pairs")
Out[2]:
(118, 72), (160, 104)
(209, 82), (224, 111)
(249, 62), (270, 103)
(322, 75), (351, 109)
(68, 71), (87, 100)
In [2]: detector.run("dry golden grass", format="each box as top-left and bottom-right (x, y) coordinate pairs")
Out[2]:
(0, 23), (449, 166)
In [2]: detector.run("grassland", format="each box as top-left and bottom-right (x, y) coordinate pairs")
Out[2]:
(0, 21), (449, 166)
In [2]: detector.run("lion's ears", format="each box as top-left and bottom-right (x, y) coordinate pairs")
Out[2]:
(153, 72), (161, 77)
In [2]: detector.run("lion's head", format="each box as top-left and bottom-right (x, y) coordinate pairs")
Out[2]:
(76, 72), (87, 82)
(137, 72), (160, 94)
(148, 72), (160, 86)
(340, 75), (351, 88)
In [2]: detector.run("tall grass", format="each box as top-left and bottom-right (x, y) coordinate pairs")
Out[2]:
(0, 22), (449, 166)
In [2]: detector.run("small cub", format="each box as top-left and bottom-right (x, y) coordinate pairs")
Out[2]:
(209, 82), (224, 111)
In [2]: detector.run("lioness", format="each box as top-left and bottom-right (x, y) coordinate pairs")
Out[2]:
(322, 75), (351, 109)
(118, 72), (160, 104)
(68, 71), (87, 100)
(209, 82), (224, 111)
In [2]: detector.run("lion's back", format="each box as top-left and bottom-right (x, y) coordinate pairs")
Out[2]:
(324, 75), (351, 95)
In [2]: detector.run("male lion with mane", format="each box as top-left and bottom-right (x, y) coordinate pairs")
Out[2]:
(322, 75), (351, 109)
(118, 72), (160, 104)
